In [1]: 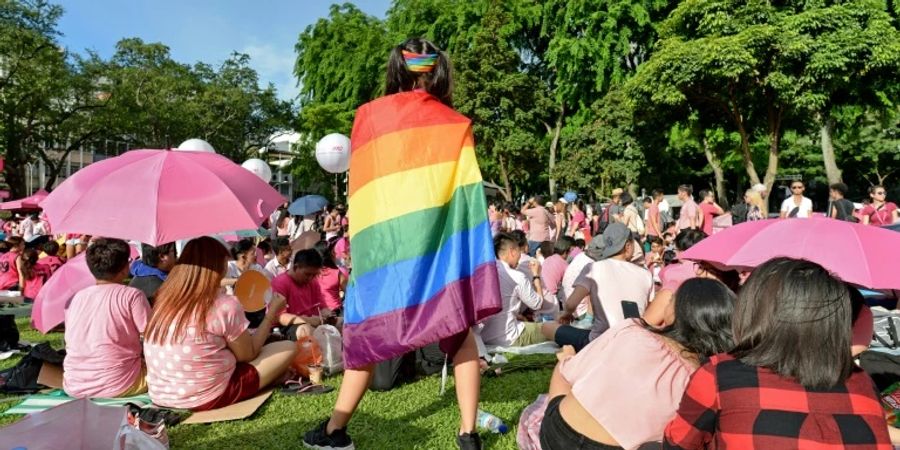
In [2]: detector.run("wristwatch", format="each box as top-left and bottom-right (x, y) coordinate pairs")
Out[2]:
(532, 276), (541, 281)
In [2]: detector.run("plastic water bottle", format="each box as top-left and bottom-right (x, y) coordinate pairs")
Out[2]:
(477, 409), (509, 434)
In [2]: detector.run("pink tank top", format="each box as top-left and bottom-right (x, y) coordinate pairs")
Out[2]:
(0, 252), (20, 290)
(317, 267), (342, 310)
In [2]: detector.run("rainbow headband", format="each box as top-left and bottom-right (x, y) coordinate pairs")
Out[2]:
(402, 50), (438, 73)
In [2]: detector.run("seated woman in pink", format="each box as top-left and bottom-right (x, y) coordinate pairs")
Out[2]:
(314, 240), (346, 314)
(143, 237), (296, 411)
(539, 278), (736, 450)
(64, 238), (151, 398)
(0, 236), (25, 290)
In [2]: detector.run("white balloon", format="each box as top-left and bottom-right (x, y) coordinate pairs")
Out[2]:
(315, 133), (351, 174)
(176, 138), (216, 153)
(241, 158), (273, 183)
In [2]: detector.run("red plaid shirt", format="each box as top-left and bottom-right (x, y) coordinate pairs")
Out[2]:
(664, 354), (891, 450)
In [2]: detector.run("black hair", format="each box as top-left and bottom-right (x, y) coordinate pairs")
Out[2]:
(697, 261), (742, 293)
(42, 240), (60, 256)
(534, 195), (545, 206)
(539, 241), (555, 259)
(141, 242), (176, 268)
(662, 249), (677, 265)
(646, 278), (736, 359)
(509, 230), (528, 248)
(620, 193), (634, 206)
(573, 200), (584, 212)
(848, 284), (865, 325)
(642, 196), (652, 204)
(0, 241), (11, 254)
(678, 184), (693, 195)
(86, 238), (132, 281)
(229, 239), (256, 260)
(292, 248), (323, 269)
(652, 188), (665, 198)
(554, 236), (574, 256)
(20, 248), (38, 281)
(698, 189), (712, 199)
(830, 183), (848, 197)
(273, 237), (291, 254)
(574, 238), (586, 250)
(647, 236), (664, 247)
(313, 240), (338, 269)
(493, 232), (518, 257)
(386, 38), (452, 107)
(869, 184), (885, 195)
(257, 238), (272, 254)
(675, 229), (707, 252)
(732, 257), (853, 389)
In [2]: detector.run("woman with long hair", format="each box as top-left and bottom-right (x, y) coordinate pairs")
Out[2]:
(744, 189), (765, 221)
(664, 258), (891, 448)
(538, 278), (736, 449)
(303, 38), (501, 450)
(143, 237), (295, 411)
(0, 236), (25, 290)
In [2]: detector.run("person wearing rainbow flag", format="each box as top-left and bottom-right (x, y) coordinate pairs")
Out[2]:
(303, 38), (502, 450)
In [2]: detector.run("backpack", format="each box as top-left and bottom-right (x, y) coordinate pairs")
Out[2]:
(625, 205), (645, 234)
(0, 342), (64, 394)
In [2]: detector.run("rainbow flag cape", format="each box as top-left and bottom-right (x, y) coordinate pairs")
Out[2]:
(342, 91), (502, 369)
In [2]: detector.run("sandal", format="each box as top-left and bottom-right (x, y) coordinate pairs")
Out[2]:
(280, 379), (334, 396)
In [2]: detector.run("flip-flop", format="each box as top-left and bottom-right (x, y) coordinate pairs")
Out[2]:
(280, 380), (334, 396)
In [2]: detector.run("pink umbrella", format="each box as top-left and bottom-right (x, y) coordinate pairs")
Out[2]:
(0, 189), (49, 210)
(681, 217), (900, 289)
(41, 149), (285, 246)
(32, 246), (140, 334)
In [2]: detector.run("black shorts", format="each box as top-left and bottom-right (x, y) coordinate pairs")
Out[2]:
(539, 395), (624, 450)
(553, 325), (592, 352)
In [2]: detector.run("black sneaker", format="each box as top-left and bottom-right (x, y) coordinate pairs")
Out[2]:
(457, 432), (482, 450)
(303, 420), (355, 450)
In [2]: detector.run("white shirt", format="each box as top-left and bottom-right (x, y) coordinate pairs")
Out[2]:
(264, 258), (291, 277)
(575, 258), (653, 340)
(562, 252), (594, 316)
(516, 253), (534, 281)
(481, 260), (544, 347)
(780, 196), (814, 218)
(20, 218), (35, 242)
(659, 199), (671, 213)
(225, 261), (273, 296)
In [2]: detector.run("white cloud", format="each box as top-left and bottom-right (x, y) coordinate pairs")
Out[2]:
(241, 43), (298, 102)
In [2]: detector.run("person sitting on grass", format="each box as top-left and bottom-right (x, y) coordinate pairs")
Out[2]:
(0, 236), (25, 291)
(20, 248), (49, 302)
(314, 240), (347, 314)
(63, 238), (151, 398)
(37, 241), (64, 274)
(264, 237), (292, 277)
(129, 242), (176, 304)
(539, 278), (736, 450)
(143, 237), (296, 411)
(222, 239), (273, 294)
(481, 233), (548, 347)
(272, 249), (335, 340)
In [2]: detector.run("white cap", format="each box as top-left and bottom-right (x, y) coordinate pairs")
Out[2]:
(558, 198), (568, 204)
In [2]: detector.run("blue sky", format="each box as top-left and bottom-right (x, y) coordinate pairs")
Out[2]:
(56, 0), (392, 100)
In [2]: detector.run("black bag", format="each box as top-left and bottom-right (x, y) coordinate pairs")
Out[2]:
(731, 203), (749, 225)
(860, 350), (900, 393)
(0, 314), (19, 352)
(0, 342), (64, 394)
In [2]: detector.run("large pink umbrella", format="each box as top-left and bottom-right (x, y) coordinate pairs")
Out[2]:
(681, 217), (900, 289)
(32, 243), (140, 334)
(0, 189), (49, 210)
(41, 149), (284, 246)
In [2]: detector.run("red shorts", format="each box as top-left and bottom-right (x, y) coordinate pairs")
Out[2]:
(193, 363), (260, 411)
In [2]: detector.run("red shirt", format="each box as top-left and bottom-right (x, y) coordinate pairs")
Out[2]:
(664, 354), (891, 450)
(271, 273), (323, 317)
(861, 202), (897, 226)
(698, 203), (719, 236)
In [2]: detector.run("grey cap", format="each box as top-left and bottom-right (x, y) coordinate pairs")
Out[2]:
(598, 223), (630, 260)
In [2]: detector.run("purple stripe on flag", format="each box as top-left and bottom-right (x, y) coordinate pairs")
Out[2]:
(342, 262), (501, 370)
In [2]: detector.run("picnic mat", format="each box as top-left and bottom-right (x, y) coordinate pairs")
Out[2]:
(3, 389), (151, 415)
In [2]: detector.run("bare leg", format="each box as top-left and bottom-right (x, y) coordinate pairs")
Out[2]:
(326, 365), (374, 434)
(453, 330), (480, 434)
(66, 243), (76, 260)
(541, 322), (561, 342)
(248, 341), (297, 388)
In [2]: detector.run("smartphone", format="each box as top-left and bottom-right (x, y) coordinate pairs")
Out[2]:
(621, 301), (641, 319)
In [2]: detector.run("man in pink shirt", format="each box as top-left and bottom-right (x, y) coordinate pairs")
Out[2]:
(698, 189), (725, 236)
(540, 237), (572, 309)
(521, 196), (554, 256)
(676, 184), (702, 231)
(64, 238), (151, 398)
(272, 249), (334, 340)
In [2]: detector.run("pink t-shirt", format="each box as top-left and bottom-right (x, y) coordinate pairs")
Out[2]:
(659, 261), (699, 293)
(333, 237), (349, 260)
(64, 284), (151, 398)
(569, 211), (587, 234)
(699, 203), (719, 236)
(144, 294), (249, 409)
(524, 207), (552, 242)
(540, 254), (568, 296)
(861, 202), (898, 226)
(0, 251), (20, 290)
(647, 203), (661, 236)
(318, 267), (342, 310)
(271, 273), (323, 317)
(677, 199), (700, 231)
(560, 319), (696, 449)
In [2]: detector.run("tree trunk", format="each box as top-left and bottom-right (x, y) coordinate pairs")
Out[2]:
(547, 105), (564, 198)
(734, 108), (761, 188)
(702, 137), (730, 210)
(762, 103), (783, 196)
(819, 112), (842, 185)
(498, 153), (513, 201)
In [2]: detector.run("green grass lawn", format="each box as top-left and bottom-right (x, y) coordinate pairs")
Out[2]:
(0, 318), (553, 449)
